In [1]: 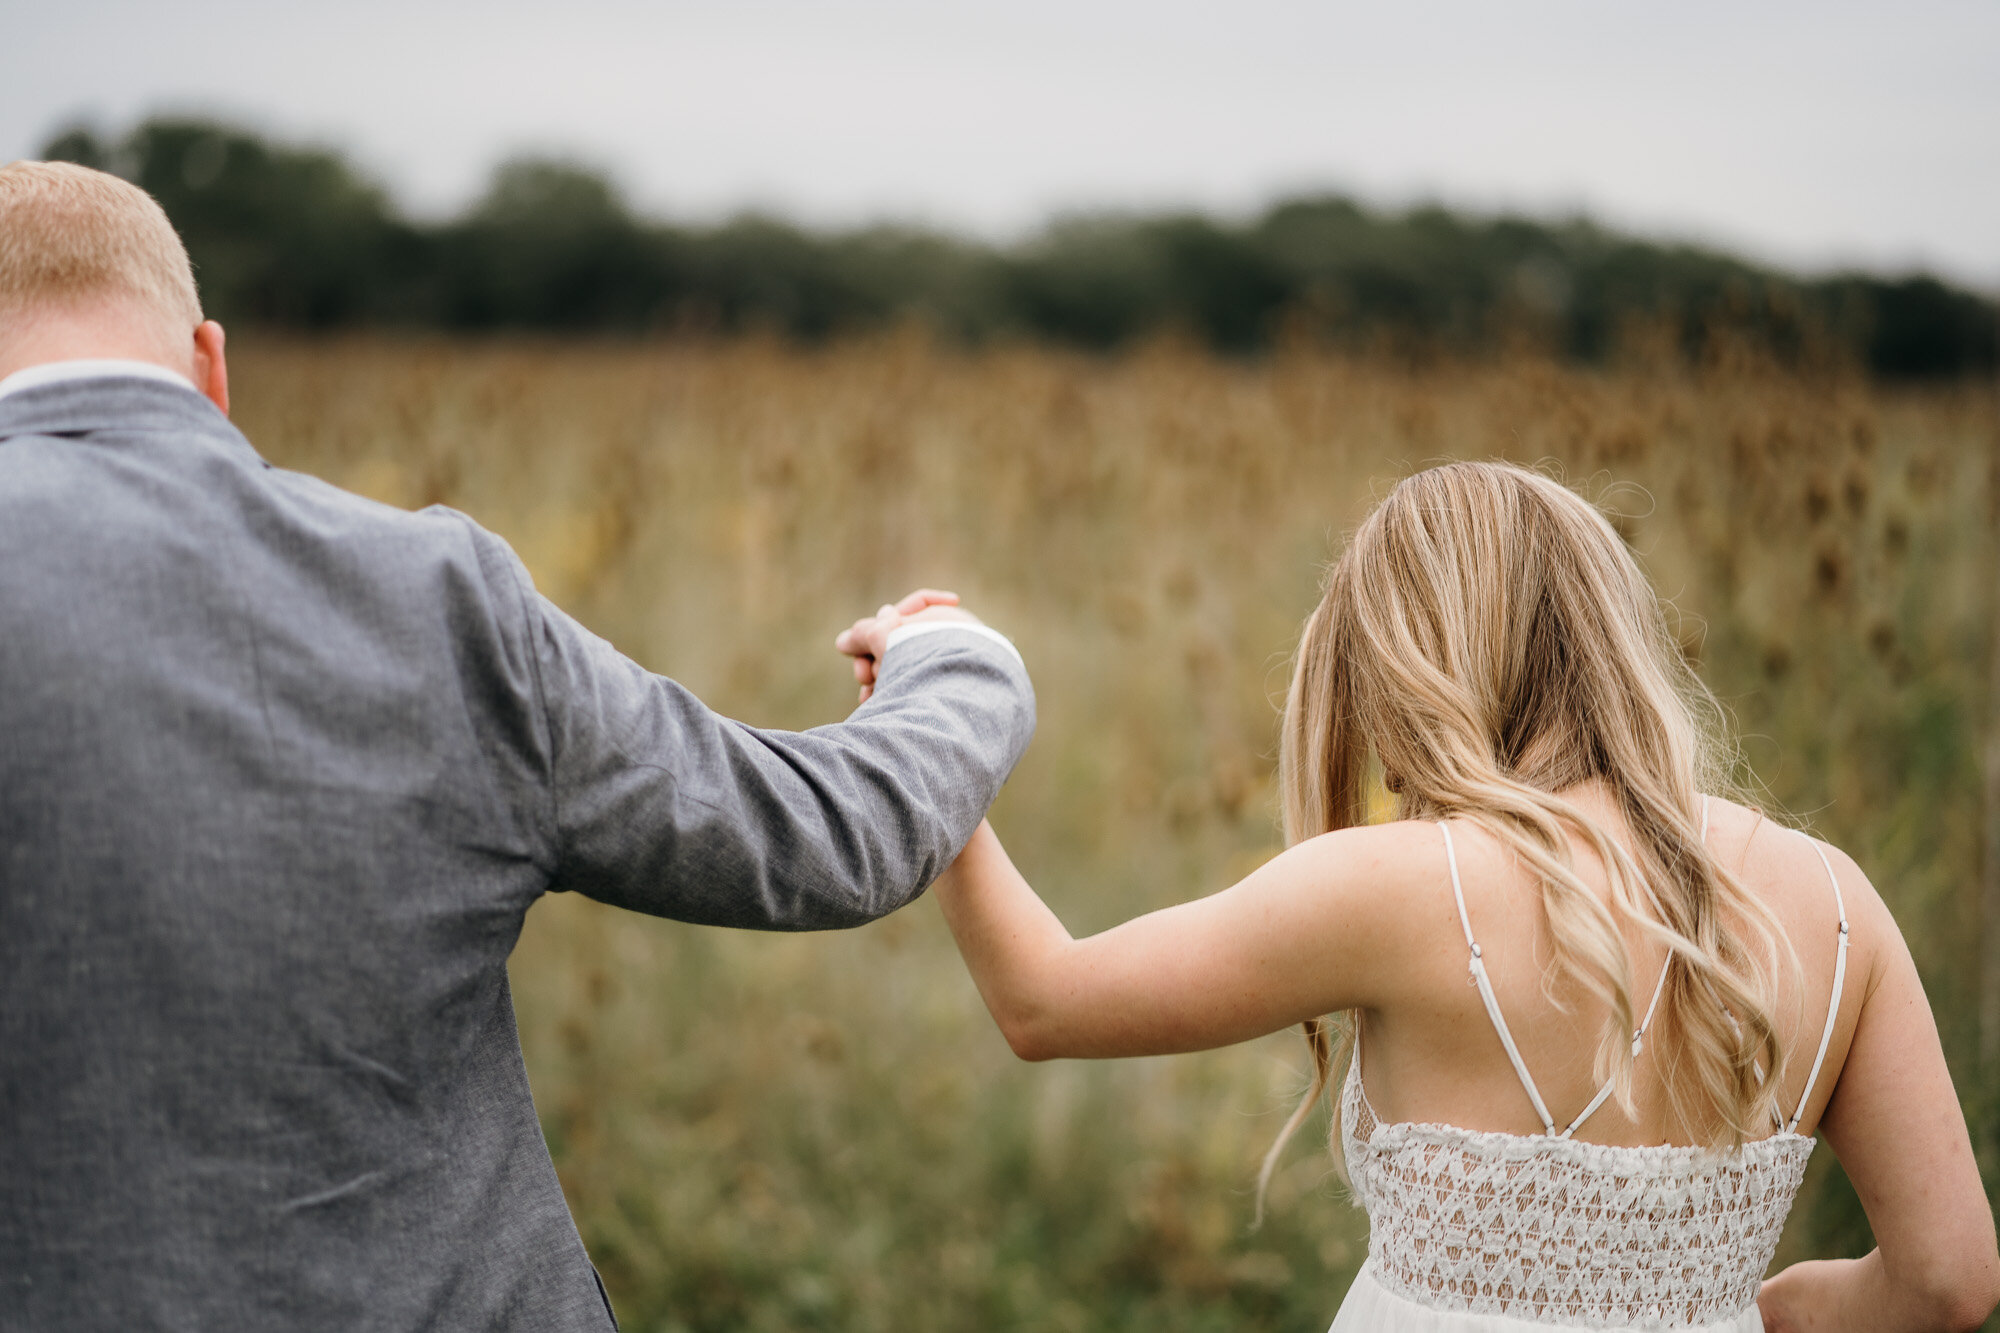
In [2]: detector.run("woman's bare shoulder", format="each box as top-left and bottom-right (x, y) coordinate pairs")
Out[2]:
(1264, 820), (1465, 1005)
(1254, 820), (1456, 932)
(1702, 796), (1898, 976)
(1703, 796), (1869, 893)
(1277, 818), (1449, 887)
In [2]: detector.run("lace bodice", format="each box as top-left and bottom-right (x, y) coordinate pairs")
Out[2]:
(1332, 806), (1847, 1330)
(1341, 1070), (1813, 1328)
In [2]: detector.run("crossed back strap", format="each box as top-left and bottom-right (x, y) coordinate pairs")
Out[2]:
(1442, 798), (1849, 1139)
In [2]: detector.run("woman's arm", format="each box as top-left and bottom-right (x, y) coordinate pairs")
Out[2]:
(932, 819), (1425, 1060)
(1757, 851), (2000, 1333)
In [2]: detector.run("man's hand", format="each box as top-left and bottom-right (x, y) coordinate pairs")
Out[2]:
(835, 589), (982, 703)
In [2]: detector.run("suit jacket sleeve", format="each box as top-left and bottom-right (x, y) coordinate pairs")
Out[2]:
(482, 538), (1035, 929)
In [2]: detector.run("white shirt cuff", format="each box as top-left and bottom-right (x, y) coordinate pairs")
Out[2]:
(884, 621), (1025, 669)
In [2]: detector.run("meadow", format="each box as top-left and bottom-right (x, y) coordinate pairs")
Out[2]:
(232, 333), (2000, 1331)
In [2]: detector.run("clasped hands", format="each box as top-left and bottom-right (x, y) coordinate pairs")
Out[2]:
(834, 588), (983, 703)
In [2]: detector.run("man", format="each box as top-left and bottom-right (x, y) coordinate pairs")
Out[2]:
(0, 161), (1034, 1329)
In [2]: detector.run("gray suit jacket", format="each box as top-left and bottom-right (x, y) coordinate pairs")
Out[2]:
(0, 376), (1034, 1330)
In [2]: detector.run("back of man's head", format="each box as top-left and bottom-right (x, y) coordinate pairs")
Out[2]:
(0, 161), (203, 357)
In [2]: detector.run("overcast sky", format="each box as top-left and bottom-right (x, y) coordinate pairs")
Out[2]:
(6, 0), (1997, 286)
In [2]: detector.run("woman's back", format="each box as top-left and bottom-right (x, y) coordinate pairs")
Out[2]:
(1351, 791), (1863, 1150)
(1333, 792), (1861, 1330)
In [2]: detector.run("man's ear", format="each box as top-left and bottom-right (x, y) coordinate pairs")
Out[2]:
(191, 320), (229, 417)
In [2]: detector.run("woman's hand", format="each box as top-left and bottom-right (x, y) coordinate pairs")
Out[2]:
(833, 588), (972, 702)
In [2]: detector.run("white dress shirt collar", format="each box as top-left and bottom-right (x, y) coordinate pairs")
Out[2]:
(0, 358), (200, 405)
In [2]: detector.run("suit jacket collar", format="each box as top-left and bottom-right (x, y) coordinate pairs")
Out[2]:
(0, 375), (266, 467)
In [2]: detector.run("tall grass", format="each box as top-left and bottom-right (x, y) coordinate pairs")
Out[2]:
(231, 333), (2000, 1331)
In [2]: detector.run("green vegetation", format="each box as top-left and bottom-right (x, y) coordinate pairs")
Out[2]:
(41, 117), (1998, 378)
(232, 334), (2000, 1329)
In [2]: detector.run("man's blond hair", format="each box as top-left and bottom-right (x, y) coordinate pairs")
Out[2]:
(0, 160), (203, 330)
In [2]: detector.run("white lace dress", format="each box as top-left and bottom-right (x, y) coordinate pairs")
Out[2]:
(1330, 811), (1849, 1333)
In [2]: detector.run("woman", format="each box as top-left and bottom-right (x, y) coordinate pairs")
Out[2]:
(860, 463), (1999, 1331)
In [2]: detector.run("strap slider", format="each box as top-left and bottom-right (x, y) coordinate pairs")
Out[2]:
(1470, 942), (1482, 958)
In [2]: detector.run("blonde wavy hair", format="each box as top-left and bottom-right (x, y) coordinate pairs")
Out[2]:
(1258, 461), (1795, 1206)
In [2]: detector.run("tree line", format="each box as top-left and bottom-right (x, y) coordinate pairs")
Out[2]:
(40, 117), (1998, 379)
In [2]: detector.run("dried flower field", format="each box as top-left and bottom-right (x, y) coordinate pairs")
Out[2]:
(231, 334), (2000, 1332)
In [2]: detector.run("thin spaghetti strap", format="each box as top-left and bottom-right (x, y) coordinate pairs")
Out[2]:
(1560, 805), (1702, 1139)
(1787, 833), (1851, 1133)
(1441, 822), (1558, 1135)
(1560, 961), (1672, 1138)
(1442, 821), (1480, 951)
